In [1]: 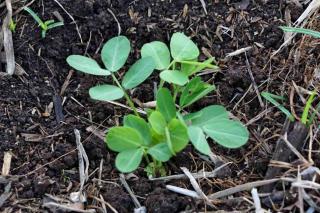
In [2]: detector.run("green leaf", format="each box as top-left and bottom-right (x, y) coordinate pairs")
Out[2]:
(261, 92), (295, 122)
(101, 36), (130, 72)
(190, 105), (229, 127)
(115, 148), (144, 173)
(188, 126), (210, 155)
(141, 41), (171, 70)
(170, 32), (199, 61)
(124, 115), (151, 146)
(148, 111), (167, 135)
(181, 59), (197, 76)
(147, 143), (172, 162)
(160, 70), (189, 86)
(106, 127), (144, 152)
(203, 119), (249, 148)
(179, 77), (215, 108)
(89, 85), (124, 101)
(280, 26), (320, 39)
(167, 119), (189, 153)
(66, 55), (111, 76)
(181, 58), (217, 76)
(156, 88), (176, 122)
(121, 57), (156, 89)
(24, 7), (45, 28)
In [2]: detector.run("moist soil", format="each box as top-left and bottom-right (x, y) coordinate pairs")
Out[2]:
(0, 0), (319, 212)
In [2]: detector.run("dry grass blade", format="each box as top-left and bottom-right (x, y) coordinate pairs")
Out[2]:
(0, 182), (12, 208)
(251, 188), (264, 213)
(181, 167), (213, 206)
(208, 179), (280, 199)
(119, 174), (146, 212)
(72, 129), (89, 203)
(166, 185), (200, 198)
(42, 202), (96, 213)
(2, 0), (15, 75)
(149, 163), (230, 181)
(282, 133), (309, 164)
(1, 152), (12, 176)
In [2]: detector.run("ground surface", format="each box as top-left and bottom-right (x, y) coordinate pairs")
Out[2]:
(0, 0), (319, 212)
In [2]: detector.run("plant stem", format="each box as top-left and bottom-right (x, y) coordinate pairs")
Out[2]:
(111, 73), (140, 117)
(173, 85), (179, 102)
(158, 60), (176, 89)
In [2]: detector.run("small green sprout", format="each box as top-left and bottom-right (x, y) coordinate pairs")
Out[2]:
(24, 7), (64, 38)
(9, 18), (17, 32)
(66, 33), (249, 176)
(262, 91), (319, 126)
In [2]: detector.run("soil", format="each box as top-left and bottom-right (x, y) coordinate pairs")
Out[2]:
(0, 0), (319, 212)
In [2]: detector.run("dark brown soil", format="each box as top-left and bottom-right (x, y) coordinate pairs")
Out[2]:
(1, 0), (319, 212)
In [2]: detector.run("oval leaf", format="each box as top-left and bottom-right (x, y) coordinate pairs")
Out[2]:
(106, 127), (144, 152)
(168, 119), (189, 153)
(141, 41), (171, 70)
(156, 88), (176, 122)
(203, 119), (249, 148)
(188, 126), (211, 155)
(66, 55), (110, 76)
(170, 32), (199, 61)
(124, 115), (151, 146)
(147, 143), (172, 162)
(101, 36), (130, 72)
(89, 85), (124, 101)
(191, 105), (229, 127)
(115, 148), (144, 173)
(122, 57), (156, 89)
(160, 70), (188, 86)
(148, 111), (167, 135)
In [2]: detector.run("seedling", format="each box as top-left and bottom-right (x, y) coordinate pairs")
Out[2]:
(66, 33), (249, 176)
(24, 7), (64, 38)
(262, 91), (319, 126)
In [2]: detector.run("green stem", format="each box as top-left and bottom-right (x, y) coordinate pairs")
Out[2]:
(179, 60), (218, 69)
(111, 73), (140, 117)
(173, 85), (179, 102)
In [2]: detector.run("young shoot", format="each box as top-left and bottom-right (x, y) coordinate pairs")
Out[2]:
(262, 91), (319, 126)
(24, 7), (64, 38)
(9, 18), (17, 32)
